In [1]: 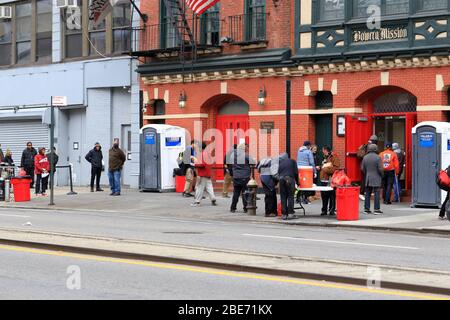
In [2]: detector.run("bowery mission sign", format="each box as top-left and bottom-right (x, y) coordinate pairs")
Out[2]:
(353, 26), (408, 43)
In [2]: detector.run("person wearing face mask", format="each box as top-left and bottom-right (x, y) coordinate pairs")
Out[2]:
(85, 142), (104, 192)
(108, 138), (126, 196)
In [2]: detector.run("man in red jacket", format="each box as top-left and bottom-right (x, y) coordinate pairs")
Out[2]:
(34, 147), (50, 196)
(191, 142), (217, 207)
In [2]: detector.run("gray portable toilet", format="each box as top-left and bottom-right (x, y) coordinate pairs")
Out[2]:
(140, 124), (186, 192)
(412, 122), (450, 207)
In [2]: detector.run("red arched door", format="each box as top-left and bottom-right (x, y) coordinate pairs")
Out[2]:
(215, 114), (249, 180)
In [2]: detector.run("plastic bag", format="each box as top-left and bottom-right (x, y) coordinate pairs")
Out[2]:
(331, 170), (352, 188)
(437, 170), (450, 192)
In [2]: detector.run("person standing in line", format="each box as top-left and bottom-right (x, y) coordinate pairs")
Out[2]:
(85, 142), (104, 192)
(21, 142), (38, 188)
(108, 138), (126, 196)
(257, 157), (278, 217)
(379, 143), (399, 205)
(319, 146), (340, 216)
(392, 143), (405, 203)
(34, 147), (50, 196)
(361, 144), (384, 215)
(46, 147), (59, 190)
(278, 153), (299, 221)
(191, 142), (217, 207)
(229, 143), (255, 213)
(182, 140), (198, 198)
(357, 135), (378, 201)
(438, 165), (450, 221)
(297, 141), (316, 204)
(222, 144), (237, 198)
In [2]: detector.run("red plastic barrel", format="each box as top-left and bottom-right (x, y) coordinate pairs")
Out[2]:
(11, 178), (32, 202)
(175, 175), (186, 193)
(336, 187), (360, 221)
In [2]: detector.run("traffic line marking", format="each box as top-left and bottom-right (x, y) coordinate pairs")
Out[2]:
(0, 213), (31, 218)
(242, 234), (420, 250)
(0, 244), (446, 300)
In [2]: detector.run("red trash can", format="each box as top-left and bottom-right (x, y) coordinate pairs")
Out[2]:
(11, 178), (32, 202)
(336, 186), (360, 221)
(175, 175), (186, 193)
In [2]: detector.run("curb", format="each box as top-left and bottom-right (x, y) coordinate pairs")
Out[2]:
(1, 204), (450, 236)
(0, 228), (449, 297)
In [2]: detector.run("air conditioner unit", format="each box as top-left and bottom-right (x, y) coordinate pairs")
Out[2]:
(56, 0), (78, 8)
(0, 6), (12, 19)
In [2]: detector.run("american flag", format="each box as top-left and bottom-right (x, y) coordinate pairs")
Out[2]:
(186, 0), (221, 15)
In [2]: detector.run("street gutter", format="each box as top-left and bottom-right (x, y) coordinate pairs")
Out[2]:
(0, 227), (449, 297)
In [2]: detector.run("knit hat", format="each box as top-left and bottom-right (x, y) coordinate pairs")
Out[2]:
(392, 143), (400, 150)
(367, 144), (378, 153)
(303, 141), (311, 147)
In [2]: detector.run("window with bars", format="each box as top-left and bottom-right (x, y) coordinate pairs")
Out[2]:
(246, 0), (266, 41)
(315, 91), (334, 109)
(201, 3), (220, 46)
(373, 92), (417, 113)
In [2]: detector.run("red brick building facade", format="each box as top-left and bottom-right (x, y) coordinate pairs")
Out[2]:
(133, 0), (450, 193)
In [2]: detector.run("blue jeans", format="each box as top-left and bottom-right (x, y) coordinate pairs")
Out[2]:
(108, 170), (122, 194)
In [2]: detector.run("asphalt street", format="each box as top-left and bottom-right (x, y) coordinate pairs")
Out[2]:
(1, 207), (450, 271)
(0, 244), (443, 300)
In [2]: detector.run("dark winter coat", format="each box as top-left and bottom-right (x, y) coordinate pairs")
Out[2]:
(108, 147), (126, 172)
(85, 148), (103, 168)
(21, 147), (37, 168)
(361, 150), (384, 187)
(229, 148), (255, 180)
(278, 153), (300, 185)
(46, 152), (59, 173)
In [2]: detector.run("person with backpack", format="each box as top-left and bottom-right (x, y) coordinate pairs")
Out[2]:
(229, 143), (255, 213)
(379, 143), (400, 205)
(257, 157), (279, 217)
(278, 152), (299, 220)
(182, 140), (198, 198)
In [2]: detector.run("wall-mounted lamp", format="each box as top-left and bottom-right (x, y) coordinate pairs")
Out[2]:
(179, 90), (187, 108)
(258, 86), (267, 106)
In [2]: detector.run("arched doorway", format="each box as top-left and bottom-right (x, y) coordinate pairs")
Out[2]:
(346, 87), (417, 192)
(215, 99), (250, 180)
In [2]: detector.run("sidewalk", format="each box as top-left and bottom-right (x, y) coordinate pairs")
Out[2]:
(1, 186), (449, 234)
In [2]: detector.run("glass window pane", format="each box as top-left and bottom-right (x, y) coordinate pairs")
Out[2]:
(113, 29), (131, 53)
(16, 2), (32, 17)
(16, 41), (31, 64)
(0, 44), (11, 66)
(113, 3), (131, 28)
(37, 38), (52, 62)
(89, 31), (106, 55)
(0, 21), (12, 44)
(321, 0), (345, 21)
(354, 0), (381, 18)
(66, 34), (82, 58)
(37, 0), (52, 13)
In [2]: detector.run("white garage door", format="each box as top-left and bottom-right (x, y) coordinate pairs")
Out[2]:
(0, 120), (49, 165)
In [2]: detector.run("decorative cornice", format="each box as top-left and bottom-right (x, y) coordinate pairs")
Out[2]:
(143, 113), (209, 120)
(142, 55), (450, 85)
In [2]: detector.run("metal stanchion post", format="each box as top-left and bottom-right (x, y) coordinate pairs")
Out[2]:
(67, 164), (77, 196)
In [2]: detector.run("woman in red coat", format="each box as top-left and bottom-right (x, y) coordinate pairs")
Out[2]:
(34, 147), (50, 196)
